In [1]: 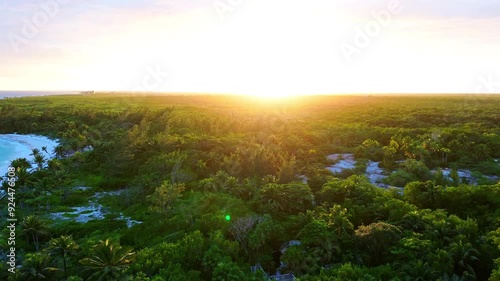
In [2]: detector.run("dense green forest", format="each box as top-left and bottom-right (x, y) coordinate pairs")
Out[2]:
(1, 94), (499, 281)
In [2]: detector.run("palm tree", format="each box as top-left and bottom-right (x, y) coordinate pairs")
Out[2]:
(30, 148), (41, 158)
(80, 239), (135, 280)
(449, 240), (480, 277)
(401, 259), (437, 281)
(323, 205), (354, 238)
(20, 215), (48, 251)
(48, 235), (79, 279)
(8, 158), (31, 188)
(20, 252), (58, 281)
(53, 145), (66, 159)
(259, 183), (291, 212)
(41, 146), (50, 157)
(313, 238), (341, 264)
(10, 157), (31, 170)
(33, 154), (45, 171)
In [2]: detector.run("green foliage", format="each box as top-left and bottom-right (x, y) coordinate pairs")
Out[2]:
(355, 139), (383, 161)
(211, 261), (247, 281)
(404, 181), (440, 209)
(20, 252), (59, 281)
(80, 239), (136, 280)
(491, 259), (500, 281)
(48, 235), (79, 279)
(355, 222), (402, 266)
(299, 263), (399, 281)
(383, 169), (415, 187)
(148, 181), (186, 214)
(258, 182), (313, 215)
(20, 215), (49, 252)
(2, 95), (500, 280)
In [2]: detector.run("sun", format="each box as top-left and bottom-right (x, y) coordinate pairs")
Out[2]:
(243, 87), (301, 101)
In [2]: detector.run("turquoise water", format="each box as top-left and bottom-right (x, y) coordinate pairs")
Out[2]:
(0, 137), (17, 171)
(0, 134), (59, 175)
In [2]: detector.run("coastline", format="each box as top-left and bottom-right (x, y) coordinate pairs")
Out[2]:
(0, 91), (80, 99)
(0, 134), (59, 175)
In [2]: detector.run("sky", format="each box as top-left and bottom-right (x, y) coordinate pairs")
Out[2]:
(1, 0), (500, 96)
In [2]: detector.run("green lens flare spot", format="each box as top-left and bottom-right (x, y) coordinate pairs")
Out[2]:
(225, 215), (231, 221)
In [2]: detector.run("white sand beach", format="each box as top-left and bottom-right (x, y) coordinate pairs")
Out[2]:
(0, 134), (59, 175)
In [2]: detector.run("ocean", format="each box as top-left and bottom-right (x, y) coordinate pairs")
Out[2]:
(0, 134), (59, 175)
(0, 91), (80, 99)
(0, 137), (17, 173)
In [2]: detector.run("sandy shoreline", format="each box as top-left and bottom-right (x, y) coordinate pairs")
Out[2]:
(0, 134), (59, 174)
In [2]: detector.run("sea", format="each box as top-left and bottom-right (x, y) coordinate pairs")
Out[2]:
(0, 137), (17, 172)
(1, 91), (65, 173)
(0, 134), (59, 176)
(0, 91), (80, 99)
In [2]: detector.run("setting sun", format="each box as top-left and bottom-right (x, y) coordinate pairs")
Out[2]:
(2, 0), (499, 93)
(244, 90), (298, 100)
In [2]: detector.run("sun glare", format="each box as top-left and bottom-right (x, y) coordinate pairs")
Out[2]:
(243, 89), (300, 101)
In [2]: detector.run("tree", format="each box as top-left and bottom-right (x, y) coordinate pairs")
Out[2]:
(33, 154), (46, 171)
(259, 182), (313, 214)
(450, 168), (461, 186)
(212, 261), (247, 281)
(490, 260), (500, 281)
(404, 181), (439, 209)
(53, 145), (66, 159)
(200, 171), (240, 193)
(382, 145), (398, 169)
(298, 219), (342, 264)
(355, 222), (402, 266)
(298, 219), (331, 247)
(229, 216), (261, 256)
(10, 157), (31, 170)
(434, 168), (451, 186)
(356, 139), (383, 161)
(277, 156), (297, 183)
(20, 215), (49, 251)
(29, 148), (45, 171)
(80, 239), (136, 281)
(449, 239), (480, 278)
(48, 235), (79, 279)
(147, 181), (185, 215)
(6, 158), (31, 188)
(401, 259), (437, 281)
(488, 228), (500, 281)
(318, 205), (354, 242)
(248, 215), (285, 263)
(20, 252), (58, 281)
(281, 245), (320, 275)
(403, 159), (432, 180)
(41, 145), (50, 156)
(30, 148), (41, 158)
(259, 183), (292, 213)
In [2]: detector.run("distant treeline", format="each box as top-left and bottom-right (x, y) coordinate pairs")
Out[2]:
(0, 94), (499, 280)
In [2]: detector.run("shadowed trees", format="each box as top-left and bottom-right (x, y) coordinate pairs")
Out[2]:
(48, 235), (79, 279)
(20, 215), (49, 252)
(20, 252), (58, 281)
(258, 182), (313, 215)
(80, 239), (135, 281)
(355, 222), (402, 266)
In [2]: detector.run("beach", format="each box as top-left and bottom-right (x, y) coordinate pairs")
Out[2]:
(0, 134), (59, 175)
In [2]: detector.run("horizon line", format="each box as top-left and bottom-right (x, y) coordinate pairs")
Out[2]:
(1, 90), (499, 96)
